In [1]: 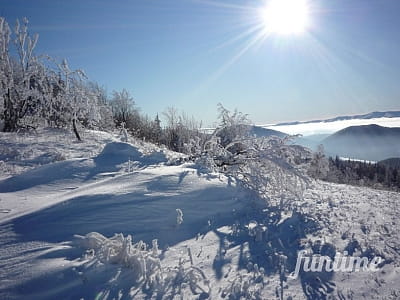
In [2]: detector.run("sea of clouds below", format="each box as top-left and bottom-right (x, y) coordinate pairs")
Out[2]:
(265, 117), (400, 136)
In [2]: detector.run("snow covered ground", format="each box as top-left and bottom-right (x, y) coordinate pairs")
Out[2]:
(0, 129), (400, 299)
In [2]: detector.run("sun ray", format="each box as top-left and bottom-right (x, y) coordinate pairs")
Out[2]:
(192, 0), (256, 12)
(189, 0), (316, 96)
(211, 23), (264, 52)
(195, 27), (271, 94)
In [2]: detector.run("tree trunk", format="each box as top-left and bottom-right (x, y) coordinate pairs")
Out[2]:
(72, 118), (82, 141)
(3, 111), (18, 132)
(3, 89), (18, 132)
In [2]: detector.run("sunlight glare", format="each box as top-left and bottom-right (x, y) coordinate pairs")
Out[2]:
(261, 0), (310, 35)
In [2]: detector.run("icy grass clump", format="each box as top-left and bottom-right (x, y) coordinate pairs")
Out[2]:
(159, 257), (211, 298)
(74, 232), (211, 297)
(176, 208), (184, 226)
(74, 232), (162, 286)
(222, 262), (265, 300)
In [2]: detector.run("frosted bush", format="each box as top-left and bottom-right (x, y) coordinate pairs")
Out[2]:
(189, 104), (311, 213)
(74, 232), (210, 297)
(74, 232), (162, 284)
(197, 132), (310, 210)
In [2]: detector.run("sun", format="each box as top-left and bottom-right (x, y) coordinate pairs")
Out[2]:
(261, 0), (310, 35)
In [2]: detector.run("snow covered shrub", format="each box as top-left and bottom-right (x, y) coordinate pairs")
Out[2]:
(74, 232), (211, 297)
(215, 103), (251, 148)
(183, 135), (203, 157)
(74, 232), (162, 284)
(193, 104), (310, 211)
(160, 107), (206, 153)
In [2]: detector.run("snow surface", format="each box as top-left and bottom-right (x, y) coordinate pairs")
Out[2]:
(1, 129), (400, 299)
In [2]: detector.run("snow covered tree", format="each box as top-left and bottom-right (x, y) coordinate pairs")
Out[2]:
(0, 17), (13, 130)
(110, 89), (137, 126)
(52, 59), (100, 140)
(152, 114), (162, 143)
(162, 107), (180, 151)
(87, 82), (114, 130)
(0, 17), (42, 131)
(0, 17), (106, 135)
(308, 144), (329, 179)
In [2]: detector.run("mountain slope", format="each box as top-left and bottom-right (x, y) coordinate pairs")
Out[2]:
(322, 124), (400, 161)
(248, 125), (287, 138)
(378, 157), (400, 169)
(249, 125), (321, 150)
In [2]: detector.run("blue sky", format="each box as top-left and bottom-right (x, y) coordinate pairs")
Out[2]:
(2, 0), (400, 126)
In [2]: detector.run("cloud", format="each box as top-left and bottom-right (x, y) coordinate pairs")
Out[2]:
(266, 117), (400, 136)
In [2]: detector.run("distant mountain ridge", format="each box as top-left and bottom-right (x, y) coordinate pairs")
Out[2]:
(379, 158), (400, 169)
(325, 124), (400, 138)
(275, 111), (400, 126)
(322, 124), (400, 161)
(248, 125), (287, 138)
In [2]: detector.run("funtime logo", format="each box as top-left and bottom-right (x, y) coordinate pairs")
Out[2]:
(290, 250), (383, 279)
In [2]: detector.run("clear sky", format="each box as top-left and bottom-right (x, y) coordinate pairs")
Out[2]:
(1, 0), (400, 126)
